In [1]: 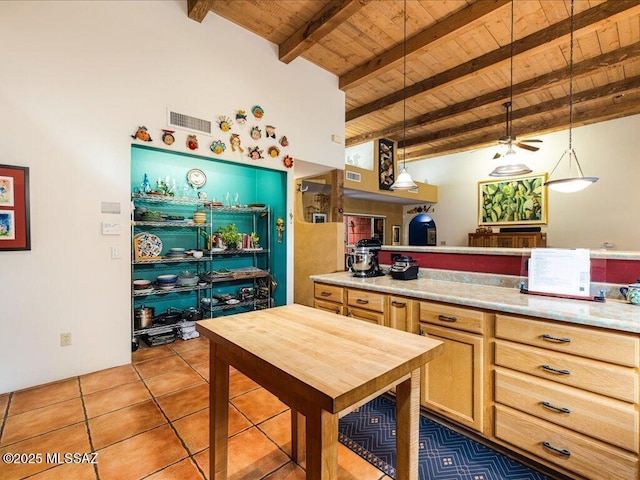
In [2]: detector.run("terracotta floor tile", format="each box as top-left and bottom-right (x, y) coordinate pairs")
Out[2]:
(1, 397), (84, 446)
(0, 393), (9, 418)
(262, 462), (306, 480)
(144, 365), (204, 397)
(231, 387), (288, 425)
(132, 344), (174, 363)
(258, 410), (291, 455)
(170, 336), (209, 353)
(193, 449), (209, 478)
(80, 364), (140, 395)
(144, 457), (205, 480)
(192, 361), (209, 381)
(0, 423), (91, 479)
(83, 380), (150, 418)
(227, 427), (290, 480)
(134, 353), (187, 379)
(28, 462), (97, 479)
(9, 378), (79, 415)
(229, 370), (261, 398)
(229, 403), (253, 436)
(179, 346), (209, 366)
(89, 400), (166, 449)
(336, 443), (386, 480)
(96, 424), (188, 480)
(172, 408), (209, 454)
(156, 382), (209, 421)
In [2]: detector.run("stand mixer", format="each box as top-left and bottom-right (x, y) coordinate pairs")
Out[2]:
(347, 238), (384, 277)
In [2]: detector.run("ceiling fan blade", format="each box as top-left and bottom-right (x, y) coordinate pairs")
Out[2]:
(515, 142), (540, 152)
(519, 138), (543, 143)
(493, 152), (502, 159)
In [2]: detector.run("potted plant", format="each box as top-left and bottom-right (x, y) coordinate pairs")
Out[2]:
(218, 223), (241, 249)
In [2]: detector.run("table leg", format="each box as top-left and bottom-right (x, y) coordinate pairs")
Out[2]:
(210, 343), (230, 480)
(290, 408), (306, 466)
(305, 409), (338, 480)
(395, 368), (421, 480)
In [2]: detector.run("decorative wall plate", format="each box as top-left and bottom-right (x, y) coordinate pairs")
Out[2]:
(187, 168), (206, 187)
(133, 232), (162, 259)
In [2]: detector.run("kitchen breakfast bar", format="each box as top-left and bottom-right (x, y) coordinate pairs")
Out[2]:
(196, 304), (444, 480)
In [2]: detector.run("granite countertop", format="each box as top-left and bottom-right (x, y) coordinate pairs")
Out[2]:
(310, 270), (640, 334)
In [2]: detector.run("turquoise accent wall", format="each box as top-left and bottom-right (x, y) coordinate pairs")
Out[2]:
(131, 144), (287, 309)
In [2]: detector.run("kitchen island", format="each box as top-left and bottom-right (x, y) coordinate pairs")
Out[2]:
(311, 269), (640, 480)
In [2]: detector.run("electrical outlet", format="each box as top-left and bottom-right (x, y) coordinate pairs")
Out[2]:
(60, 332), (72, 347)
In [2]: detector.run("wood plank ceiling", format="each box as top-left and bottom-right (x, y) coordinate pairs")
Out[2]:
(189, 0), (640, 162)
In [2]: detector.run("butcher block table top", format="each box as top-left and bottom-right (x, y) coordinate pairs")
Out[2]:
(196, 303), (444, 480)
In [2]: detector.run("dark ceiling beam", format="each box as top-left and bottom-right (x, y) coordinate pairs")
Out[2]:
(279, 0), (368, 64)
(339, 0), (510, 90)
(346, 0), (640, 123)
(346, 41), (640, 146)
(187, 0), (214, 23)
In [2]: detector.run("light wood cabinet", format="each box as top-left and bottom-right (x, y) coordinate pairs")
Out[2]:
(313, 283), (344, 314)
(468, 232), (547, 248)
(346, 288), (387, 325)
(388, 296), (417, 333)
(418, 301), (492, 434)
(494, 314), (640, 480)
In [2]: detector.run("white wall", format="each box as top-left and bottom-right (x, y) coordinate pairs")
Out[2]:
(0, 1), (345, 393)
(406, 114), (640, 251)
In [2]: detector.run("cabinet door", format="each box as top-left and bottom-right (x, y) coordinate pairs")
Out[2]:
(495, 235), (514, 248)
(421, 323), (484, 432)
(314, 299), (344, 315)
(388, 296), (416, 333)
(347, 306), (385, 325)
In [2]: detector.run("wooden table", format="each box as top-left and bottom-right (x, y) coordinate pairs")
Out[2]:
(196, 304), (443, 480)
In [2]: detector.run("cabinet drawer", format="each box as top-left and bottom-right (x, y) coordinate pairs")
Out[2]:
(495, 340), (638, 403)
(419, 301), (485, 334)
(388, 296), (416, 333)
(314, 299), (344, 315)
(495, 405), (638, 480)
(346, 306), (384, 325)
(495, 368), (639, 452)
(496, 314), (639, 367)
(346, 289), (386, 313)
(314, 283), (344, 303)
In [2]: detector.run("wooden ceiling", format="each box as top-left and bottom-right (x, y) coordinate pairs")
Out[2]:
(189, 0), (640, 162)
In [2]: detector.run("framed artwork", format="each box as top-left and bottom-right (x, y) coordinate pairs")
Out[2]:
(0, 164), (30, 251)
(478, 172), (547, 226)
(392, 225), (401, 246)
(377, 138), (395, 190)
(312, 213), (327, 223)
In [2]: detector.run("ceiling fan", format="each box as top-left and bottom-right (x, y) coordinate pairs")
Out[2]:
(493, 101), (543, 159)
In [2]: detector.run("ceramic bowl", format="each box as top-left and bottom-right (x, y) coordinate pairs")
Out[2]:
(133, 279), (151, 290)
(192, 250), (204, 259)
(201, 297), (219, 307)
(156, 274), (178, 284)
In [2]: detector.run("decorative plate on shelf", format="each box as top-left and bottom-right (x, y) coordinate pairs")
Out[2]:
(187, 168), (207, 188)
(133, 232), (163, 259)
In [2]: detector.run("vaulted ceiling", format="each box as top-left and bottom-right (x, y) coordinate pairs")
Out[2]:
(188, 0), (640, 162)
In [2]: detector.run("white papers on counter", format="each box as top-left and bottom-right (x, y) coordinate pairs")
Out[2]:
(528, 248), (591, 298)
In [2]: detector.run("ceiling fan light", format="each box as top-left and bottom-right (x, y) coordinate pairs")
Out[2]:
(489, 163), (532, 177)
(390, 167), (418, 190)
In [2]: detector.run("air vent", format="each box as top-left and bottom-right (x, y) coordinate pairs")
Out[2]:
(167, 110), (212, 135)
(346, 171), (361, 182)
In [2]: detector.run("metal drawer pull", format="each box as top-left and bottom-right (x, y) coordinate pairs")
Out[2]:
(542, 334), (571, 343)
(438, 314), (457, 322)
(541, 401), (571, 414)
(320, 291), (332, 297)
(541, 364), (570, 375)
(392, 301), (406, 308)
(334, 308), (341, 314)
(542, 441), (571, 458)
(356, 298), (369, 304)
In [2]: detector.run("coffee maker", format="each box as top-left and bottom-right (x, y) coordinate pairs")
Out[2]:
(347, 238), (384, 277)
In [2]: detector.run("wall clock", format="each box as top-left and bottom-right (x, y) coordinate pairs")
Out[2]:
(187, 168), (206, 188)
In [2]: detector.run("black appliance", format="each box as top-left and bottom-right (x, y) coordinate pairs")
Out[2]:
(390, 255), (419, 280)
(347, 238), (384, 277)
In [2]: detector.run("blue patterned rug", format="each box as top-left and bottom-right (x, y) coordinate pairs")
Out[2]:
(338, 395), (552, 480)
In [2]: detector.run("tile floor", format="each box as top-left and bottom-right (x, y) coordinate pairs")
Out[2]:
(0, 336), (391, 480)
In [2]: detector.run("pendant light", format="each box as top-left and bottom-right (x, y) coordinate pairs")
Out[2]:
(489, 1), (532, 177)
(544, 0), (598, 193)
(390, 0), (417, 191)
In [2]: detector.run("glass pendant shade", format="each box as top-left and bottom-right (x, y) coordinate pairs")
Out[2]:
(489, 146), (532, 177)
(390, 167), (417, 190)
(544, 148), (598, 193)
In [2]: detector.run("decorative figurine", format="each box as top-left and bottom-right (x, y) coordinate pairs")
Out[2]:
(161, 130), (175, 145)
(247, 146), (263, 160)
(141, 173), (151, 193)
(250, 126), (262, 140)
(210, 140), (226, 155)
(131, 126), (152, 142)
(235, 110), (248, 125)
(251, 105), (264, 120)
(218, 116), (233, 132)
(186, 135), (198, 150)
(276, 217), (285, 243)
(267, 146), (280, 158)
(265, 125), (276, 139)
(283, 155), (294, 168)
(230, 133), (244, 153)
(279, 135), (289, 147)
